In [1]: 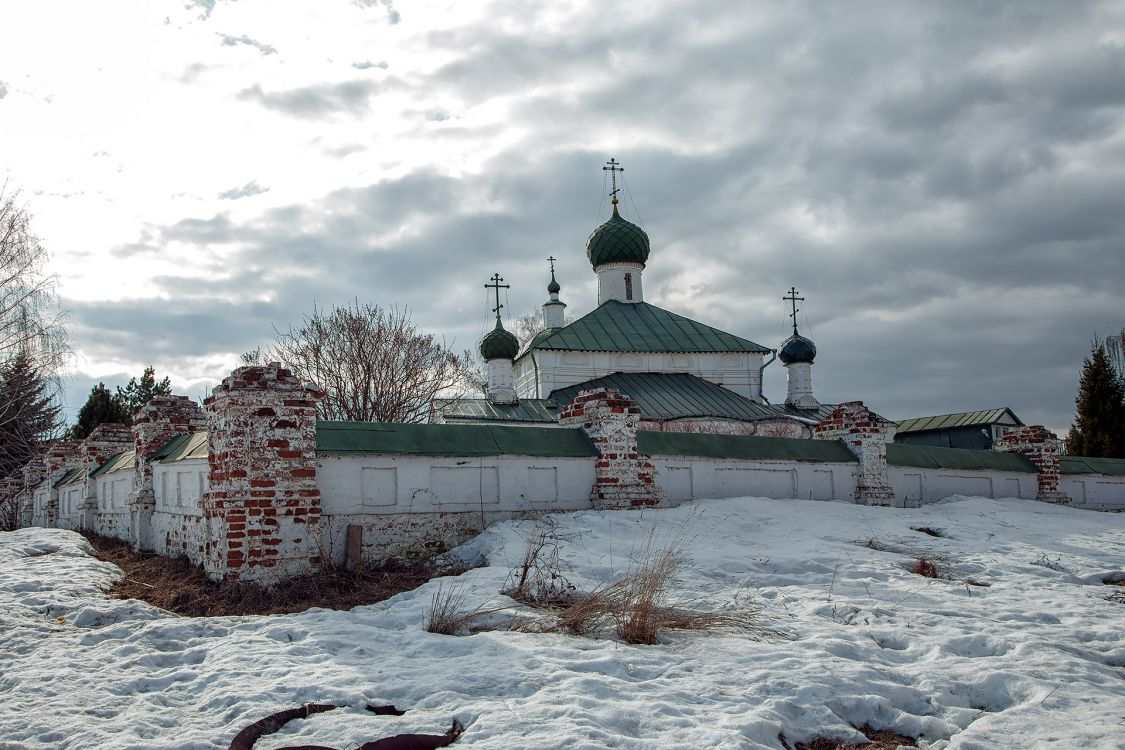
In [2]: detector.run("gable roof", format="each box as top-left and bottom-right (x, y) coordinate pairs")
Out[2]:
(151, 432), (209, 463)
(89, 450), (136, 478)
(521, 300), (770, 356)
(53, 467), (86, 488)
(895, 408), (1022, 434)
(551, 372), (777, 421)
(432, 399), (559, 424)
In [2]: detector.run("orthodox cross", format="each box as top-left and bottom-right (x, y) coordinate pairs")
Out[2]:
(547, 255), (557, 274)
(485, 273), (510, 319)
(603, 157), (623, 201)
(783, 286), (805, 336)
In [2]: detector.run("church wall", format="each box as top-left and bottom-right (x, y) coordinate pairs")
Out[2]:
(1059, 475), (1125, 512)
(518, 350), (766, 402)
(92, 471), (133, 541)
(649, 457), (857, 503)
(887, 466), (1037, 508)
(316, 453), (596, 565)
(56, 484), (86, 530)
(152, 458), (210, 561)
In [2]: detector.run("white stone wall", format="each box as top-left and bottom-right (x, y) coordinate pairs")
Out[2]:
(650, 457), (857, 503)
(93, 471), (133, 541)
(514, 349), (767, 401)
(1059, 475), (1125, 512)
(56, 484), (86, 530)
(888, 466), (1038, 508)
(31, 486), (50, 527)
(152, 458), (210, 560)
(596, 261), (645, 304)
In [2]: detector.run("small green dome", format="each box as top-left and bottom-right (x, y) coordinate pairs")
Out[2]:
(547, 272), (561, 295)
(779, 334), (816, 365)
(586, 204), (650, 268)
(480, 318), (519, 361)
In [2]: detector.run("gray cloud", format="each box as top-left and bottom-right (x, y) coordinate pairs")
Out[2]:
(73, 0), (1125, 436)
(355, 0), (399, 25)
(352, 60), (388, 71)
(237, 79), (380, 118)
(186, 0), (216, 19)
(219, 34), (277, 56)
(218, 180), (269, 200)
(0, 81), (7, 99)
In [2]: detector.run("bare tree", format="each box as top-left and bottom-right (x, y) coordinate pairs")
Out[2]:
(1105, 328), (1125, 386)
(511, 308), (574, 347)
(273, 301), (476, 423)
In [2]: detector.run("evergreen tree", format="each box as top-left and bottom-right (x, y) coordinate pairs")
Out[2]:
(1065, 343), (1125, 458)
(0, 350), (62, 478)
(67, 382), (131, 440)
(116, 366), (172, 415)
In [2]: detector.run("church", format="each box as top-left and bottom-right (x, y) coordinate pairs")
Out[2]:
(432, 160), (833, 438)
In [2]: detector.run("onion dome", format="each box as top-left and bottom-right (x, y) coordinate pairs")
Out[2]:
(480, 317), (519, 361)
(586, 199), (650, 268)
(779, 334), (817, 365)
(547, 270), (561, 295)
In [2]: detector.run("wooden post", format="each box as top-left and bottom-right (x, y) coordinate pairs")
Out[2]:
(345, 524), (363, 572)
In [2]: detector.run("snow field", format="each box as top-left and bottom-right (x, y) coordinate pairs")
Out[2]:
(1, 496), (1123, 749)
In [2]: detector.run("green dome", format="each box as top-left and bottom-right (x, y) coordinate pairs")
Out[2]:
(586, 204), (650, 268)
(480, 318), (519, 361)
(779, 334), (816, 365)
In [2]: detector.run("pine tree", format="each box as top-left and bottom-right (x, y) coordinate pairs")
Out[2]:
(116, 366), (172, 415)
(1065, 343), (1125, 458)
(0, 350), (63, 478)
(67, 382), (131, 440)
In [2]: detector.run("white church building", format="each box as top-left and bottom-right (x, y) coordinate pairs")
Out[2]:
(433, 177), (828, 438)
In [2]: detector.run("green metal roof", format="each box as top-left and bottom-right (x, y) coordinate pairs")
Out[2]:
(89, 450), (136, 478)
(433, 399), (560, 423)
(1060, 455), (1125, 476)
(886, 443), (1036, 472)
(895, 408), (1021, 434)
(317, 421), (596, 458)
(522, 301), (770, 356)
(53, 467), (85, 488)
(637, 431), (857, 463)
(551, 373), (779, 421)
(151, 432), (209, 463)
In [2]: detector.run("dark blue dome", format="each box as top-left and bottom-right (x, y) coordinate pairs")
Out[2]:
(779, 334), (816, 364)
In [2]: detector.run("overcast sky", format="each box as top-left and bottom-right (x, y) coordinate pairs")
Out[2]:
(2, 0), (1124, 434)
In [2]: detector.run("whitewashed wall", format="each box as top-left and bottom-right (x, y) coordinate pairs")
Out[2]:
(888, 466), (1037, 508)
(316, 453), (597, 565)
(56, 483), (86, 530)
(93, 470), (133, 541)
(650, 457), (858, 503)
(152, 458), (210, 560)
(1060, 475), (1125, 512)
(31, 486), (50, 527)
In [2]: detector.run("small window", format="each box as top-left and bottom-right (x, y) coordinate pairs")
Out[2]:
(624, 273), (633, 300)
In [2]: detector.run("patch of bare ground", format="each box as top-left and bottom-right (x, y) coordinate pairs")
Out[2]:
(780, 725), (917, 749)
(79, 532), (468, 617)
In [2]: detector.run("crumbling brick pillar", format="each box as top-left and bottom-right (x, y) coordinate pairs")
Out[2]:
(994, 425), (1068, 504)
(559, 388), (664, 510)
(130, 396), (206, 551)
(80, 423), (133, 531)
(202, 363), (324, 583)
(815, 401), (896, 506)
(42, 440), (81, 527)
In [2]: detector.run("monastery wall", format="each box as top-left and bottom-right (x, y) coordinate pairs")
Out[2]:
(6, 367), (1124, 586)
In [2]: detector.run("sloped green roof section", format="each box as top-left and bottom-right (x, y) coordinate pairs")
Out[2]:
(53, 467), (85, 488)
(524, 300), (770, 355)
(317, 421), (596, 458)
(151, 432), (209, 463)
(1060, 455), (1125, 476)
(551, 373), (778, 421)
(637, 431), (857, 463)
(89, 450), (136, 478)
(886, 443), (1036, 472)
(896, 408), (1021, 434)
(433, 399), (560, 423)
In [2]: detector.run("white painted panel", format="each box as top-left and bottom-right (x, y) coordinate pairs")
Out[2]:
(663, 465), (694, 502)
(715, 467), (795, 499)
(1002, 477), (1021, 498)
(932, 474), (993, 500)
(430, 466), (499, 505)
(361, 467), (398, 506)
(807, 469), (835, 501)
(527, 467), (559, 504)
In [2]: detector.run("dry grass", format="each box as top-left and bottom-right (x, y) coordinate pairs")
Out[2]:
(783, 724), (917, 749)
(502, 520), (575, 608)
(911, 526), (945, 538)
(424, 582), (481, 635)
(81, 531), (468, 617)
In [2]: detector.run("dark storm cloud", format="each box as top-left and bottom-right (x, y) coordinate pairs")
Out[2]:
(219, 34), (276, 56)
(237, 80), (381, 118)
(218, 180), (269, 200)
(80, 0), (1125, 434)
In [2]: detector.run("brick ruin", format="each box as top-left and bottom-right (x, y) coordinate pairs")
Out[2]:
(559, 387), (664, 509)
(814, 401), (896, 506)
(994, 425), (1069, 504)
(202, 363), (324, 583)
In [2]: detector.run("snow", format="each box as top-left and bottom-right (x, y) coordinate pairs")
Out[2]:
(2, 496), (1124, 749)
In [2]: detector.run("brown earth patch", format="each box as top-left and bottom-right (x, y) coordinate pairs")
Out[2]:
(781, 725), (917, 749)
(80, 531), (468, 617)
